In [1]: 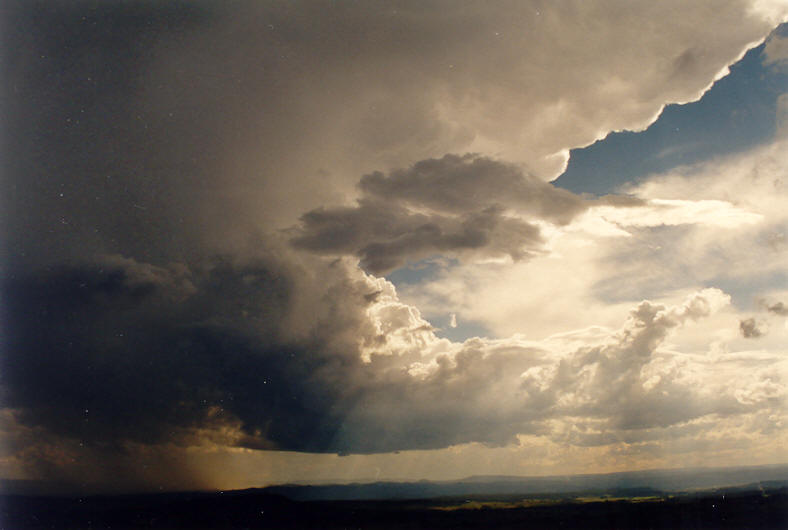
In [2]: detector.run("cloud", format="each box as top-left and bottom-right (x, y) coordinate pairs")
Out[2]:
(4, 1), (784, 276)
(3, 243), (785, 490)
(357, 155), (585, 223)
(311, 288), (777, 454)
(1, 251), (376, 460)
(289, 153), (649, 275)
(584, 199), (763, 231)
(765, 301), (788, 315)
(392, 134), (788, 345)
(603, 138), (788, 303)
(764, 31), (788, 69)
(291, 154), (587, 274)
(740, 317), (767, 337)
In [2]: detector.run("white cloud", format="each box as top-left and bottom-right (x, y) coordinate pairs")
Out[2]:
(400, 137), (788, 342)
(584, 199), (763, 230)
(764, 32), (788, 66)
(334, 133), (788, 476)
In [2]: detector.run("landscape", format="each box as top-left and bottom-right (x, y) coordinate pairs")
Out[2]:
(3, 465), (788, 528)
(3, 2), (788, 529)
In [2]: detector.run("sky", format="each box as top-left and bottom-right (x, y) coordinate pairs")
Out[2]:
(1, 1), (787, 494)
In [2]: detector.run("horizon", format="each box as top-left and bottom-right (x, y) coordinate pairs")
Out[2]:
(4, 461), (788, 498)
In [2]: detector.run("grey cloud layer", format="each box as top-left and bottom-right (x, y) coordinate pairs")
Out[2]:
(3, 1), (779, 274)
(291, 154), (586, 273)
(357, 155), (584, 222)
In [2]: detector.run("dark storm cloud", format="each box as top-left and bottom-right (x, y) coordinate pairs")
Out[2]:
(292, 200), (543, 275)
(1, 250), (544, 466)
(0, 254), (338, 451)
(291, 154), (585, 274)
(358, 155), (585, 223)
(1, 1), (223, 270)
(765, 301), (788, 316)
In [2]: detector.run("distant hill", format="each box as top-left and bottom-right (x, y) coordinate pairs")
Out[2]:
(260, 463), (788, 501)
(3, 480), (787, 529)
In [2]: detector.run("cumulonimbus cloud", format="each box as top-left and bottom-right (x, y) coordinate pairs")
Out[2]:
(3, 0), (787, 492)
(4, 248), (776, 470)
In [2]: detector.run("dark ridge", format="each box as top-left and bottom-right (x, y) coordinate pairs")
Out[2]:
(2, 484), (787, 529)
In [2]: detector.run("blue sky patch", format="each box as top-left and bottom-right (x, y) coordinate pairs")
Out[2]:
(555, 24), (787, 196)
